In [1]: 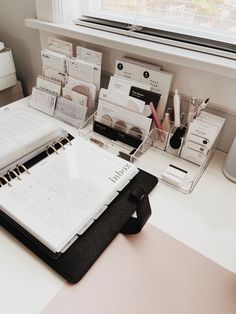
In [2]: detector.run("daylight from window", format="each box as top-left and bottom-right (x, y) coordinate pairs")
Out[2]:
(92, 0), (236, 43)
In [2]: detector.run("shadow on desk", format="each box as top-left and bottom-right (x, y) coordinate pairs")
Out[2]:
(41, 224), (236, 314)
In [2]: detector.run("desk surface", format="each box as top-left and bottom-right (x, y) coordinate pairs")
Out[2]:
(42, 224), (236, 314)
(1, 99), (236, 314)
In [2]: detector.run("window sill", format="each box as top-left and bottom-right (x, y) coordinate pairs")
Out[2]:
(25, 18), (236, 79)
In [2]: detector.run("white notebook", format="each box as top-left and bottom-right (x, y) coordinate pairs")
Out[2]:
(0, 137), (139, 253)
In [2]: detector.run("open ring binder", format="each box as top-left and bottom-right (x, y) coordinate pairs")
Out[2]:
(0, 133), (158, 283)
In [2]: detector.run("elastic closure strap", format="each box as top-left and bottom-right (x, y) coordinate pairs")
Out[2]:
(121, 186), (151, 234)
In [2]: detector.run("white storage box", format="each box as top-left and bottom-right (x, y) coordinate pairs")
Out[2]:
(0, 48), (17, 91)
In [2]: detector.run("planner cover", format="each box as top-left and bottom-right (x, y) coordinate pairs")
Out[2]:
(0, 131), (158, 283)
(1, 168), (158, 283)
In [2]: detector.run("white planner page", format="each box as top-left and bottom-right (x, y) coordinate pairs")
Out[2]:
(0, 137), (138, 253)
(0, 109), (61, 171)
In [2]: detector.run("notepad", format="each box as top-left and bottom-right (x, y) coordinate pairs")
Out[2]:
(0, 137), (139, 253)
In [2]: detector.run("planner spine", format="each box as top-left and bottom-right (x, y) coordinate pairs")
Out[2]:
(0, 135), (72, 188)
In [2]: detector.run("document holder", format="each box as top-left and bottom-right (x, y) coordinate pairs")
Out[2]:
(0, 136), (158, 283)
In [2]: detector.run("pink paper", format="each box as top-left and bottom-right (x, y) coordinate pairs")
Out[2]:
(42, 224), (236, 314)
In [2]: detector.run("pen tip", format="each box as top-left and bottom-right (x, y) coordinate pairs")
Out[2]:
(205, 98), (210, 103)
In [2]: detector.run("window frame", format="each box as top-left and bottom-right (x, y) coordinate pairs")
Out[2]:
(77, 0), (236, 60)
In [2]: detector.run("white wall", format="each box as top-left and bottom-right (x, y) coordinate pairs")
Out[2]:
(0, 0), (41, 95)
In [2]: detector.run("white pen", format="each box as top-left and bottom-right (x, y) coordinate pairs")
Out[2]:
(173, 89), (181, 127)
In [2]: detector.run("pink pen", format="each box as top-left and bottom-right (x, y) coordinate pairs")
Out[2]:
(150, 102), (162, 129)
(149, 102), (165, 141)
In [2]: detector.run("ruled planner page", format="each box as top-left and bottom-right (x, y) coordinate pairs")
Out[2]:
(0, 137), (138, 253)
(0, 109), (61, 172)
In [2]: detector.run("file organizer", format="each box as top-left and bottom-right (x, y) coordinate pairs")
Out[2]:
(79, 112), (148, 162)
(0, 134), (158, 283)
(29, 92), (94, 129)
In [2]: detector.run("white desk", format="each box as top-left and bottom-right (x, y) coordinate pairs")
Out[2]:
(1, 98), (236, 314)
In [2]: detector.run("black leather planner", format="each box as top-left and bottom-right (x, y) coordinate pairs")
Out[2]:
(0, 135), (158, 283)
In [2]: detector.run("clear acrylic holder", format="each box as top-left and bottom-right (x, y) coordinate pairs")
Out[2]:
(132, 126), (215, 193)
(78, 112), (146, 161)
(79, 113), (216, 193)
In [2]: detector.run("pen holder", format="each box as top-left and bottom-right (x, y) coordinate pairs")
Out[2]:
(148, 122), (186, 157)
(149, 128), (169, 151)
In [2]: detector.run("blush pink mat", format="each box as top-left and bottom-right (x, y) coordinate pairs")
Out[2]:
(41, 224), (236, 314)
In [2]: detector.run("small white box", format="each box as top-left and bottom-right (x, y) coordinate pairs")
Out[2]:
(0, 48), (17, 91)
(161, 164), (188, 187)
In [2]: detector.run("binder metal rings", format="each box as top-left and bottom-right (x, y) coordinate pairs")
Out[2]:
(62, 136), (72, 146)
(16, 164), (30, 175)
(8, 169), (21, 181)
(0, 165), (29, 188)
(46, 144), (59, 156)
(46, 136), (71, 156)
(0, 175), (12, 187)
(53, 140), (65, 150)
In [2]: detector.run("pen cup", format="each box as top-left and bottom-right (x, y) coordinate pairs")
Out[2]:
(149, 127), (169, 151)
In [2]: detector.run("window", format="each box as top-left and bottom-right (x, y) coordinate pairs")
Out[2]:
(77, 0), (236, 58)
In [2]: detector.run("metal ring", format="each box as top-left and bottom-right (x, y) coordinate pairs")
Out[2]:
(16, 164), (30, 175)
(0, 175), (12, 187)
(62, 136), (72, 146)
(53, 140), (65, 150)
(46, 144), (58, 156)
(7, 170), (21, 181)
